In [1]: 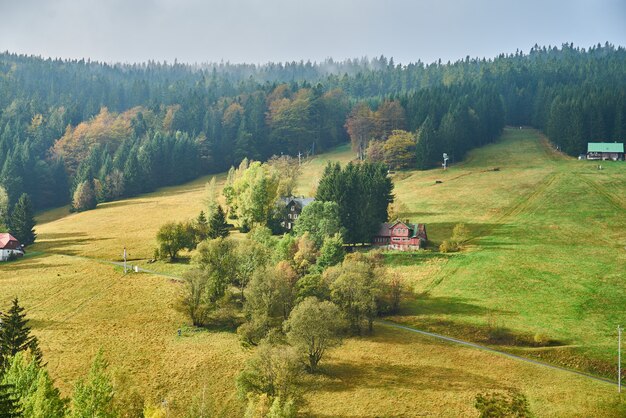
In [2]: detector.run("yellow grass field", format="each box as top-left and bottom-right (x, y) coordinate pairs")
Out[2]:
(1, 130), (624, 416)
(1, 255), (622, 416)
(1, 253), (246, 416)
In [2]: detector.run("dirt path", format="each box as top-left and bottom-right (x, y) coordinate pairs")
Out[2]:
(51, 252), (185, 282)
(378, 320), (617, 387)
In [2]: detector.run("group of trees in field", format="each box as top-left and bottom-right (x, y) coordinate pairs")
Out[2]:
(316, 162), (394, 244)
(0, 44), (623, 213)
(0, 187), (36, 247)
(222, 155), (392, 245)
(171, 214), (402, 415)
(154, 207), (229, 261)
(222, 156), (301, 232)
(148, 154), (398, 415)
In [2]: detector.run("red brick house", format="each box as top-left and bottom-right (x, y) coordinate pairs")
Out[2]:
(372, 221), (427, 251)
(0, 233), (24, 261)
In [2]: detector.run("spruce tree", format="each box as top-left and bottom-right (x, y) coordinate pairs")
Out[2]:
(195, 211), (209, 242)
(207, 205), (229, 239)
(0, 383), (21, 418)
(9, 193), (36, 246)
(0, 185), (8, 229)
(0, 298), (40, 371)
(415, 117), (437, 170)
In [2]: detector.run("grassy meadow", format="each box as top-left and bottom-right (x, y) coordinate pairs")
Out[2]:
(383, 128), (626, 377)
(0, 253), (246, 416)
(1, 128), (625, 416)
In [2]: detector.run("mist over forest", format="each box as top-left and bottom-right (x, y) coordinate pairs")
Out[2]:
(0, 42), (624, 210)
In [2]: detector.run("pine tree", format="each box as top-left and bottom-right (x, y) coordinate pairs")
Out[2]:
(195, 211), (209, 242)
(415, 117), (438, 169)
(0, 186), (9, 229)
(0, 298), (40, 371)
(9, 193), (36, 246)
(207, 205), (229, 239)
(0, 384), (21, 418)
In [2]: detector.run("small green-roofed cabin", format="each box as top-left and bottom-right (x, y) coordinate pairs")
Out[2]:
(586, 142), (624, 161)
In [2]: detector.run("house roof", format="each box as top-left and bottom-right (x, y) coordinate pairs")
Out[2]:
(587, 142), (624, 153)
(0, 233), (22, 250)
(376, 221), (427, 240)
(281, 197), (315, 209)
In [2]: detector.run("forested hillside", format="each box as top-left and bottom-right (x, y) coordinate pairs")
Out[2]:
(0, 43), (624, 211)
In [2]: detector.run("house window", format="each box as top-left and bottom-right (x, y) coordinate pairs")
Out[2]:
(294, 214), (298, 219)
(291, 206), (295, 211)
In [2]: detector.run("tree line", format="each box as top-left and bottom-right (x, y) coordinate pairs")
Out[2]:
(0, 43), (623, 213)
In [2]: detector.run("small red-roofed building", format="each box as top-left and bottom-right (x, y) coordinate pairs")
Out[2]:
(0, 233), (24, 261)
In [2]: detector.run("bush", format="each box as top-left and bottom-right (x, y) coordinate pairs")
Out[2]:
(236, 342), (302, 403)
(7, 252), (19, 262)
(451, 223), (470, 242)
(439, 223), (471, 253)
(439, 239), (460, 253)
(533, 332), (550, 346)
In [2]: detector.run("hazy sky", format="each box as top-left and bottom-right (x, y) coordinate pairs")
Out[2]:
(0, 0), (624, 65)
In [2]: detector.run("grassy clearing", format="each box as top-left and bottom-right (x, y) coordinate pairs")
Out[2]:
(1, 254), (621, 416)
(3, 129), (624, 415)
(33, 174), (216, 262)
(294, 143), (356, 196)
(301, 325), (623, 417)
(386, 128), (626, 376)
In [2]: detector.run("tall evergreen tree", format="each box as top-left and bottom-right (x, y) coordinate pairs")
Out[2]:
(316, 162), (393, 244)
(415, 117), (438, 169)
(207, 205), (229, 239)
(9, 193), (36, 245)
(0, 384), (21, 418)
(0, 298), (40, 371)
(0, 185), (9, 229)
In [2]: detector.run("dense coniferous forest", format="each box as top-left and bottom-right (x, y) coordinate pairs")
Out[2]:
(0, 42), (624, 211)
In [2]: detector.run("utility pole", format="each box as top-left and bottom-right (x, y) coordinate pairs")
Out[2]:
(298, 151), (302, 166)
(619, 325), (622, 393)
(123, 247), (127, 274)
